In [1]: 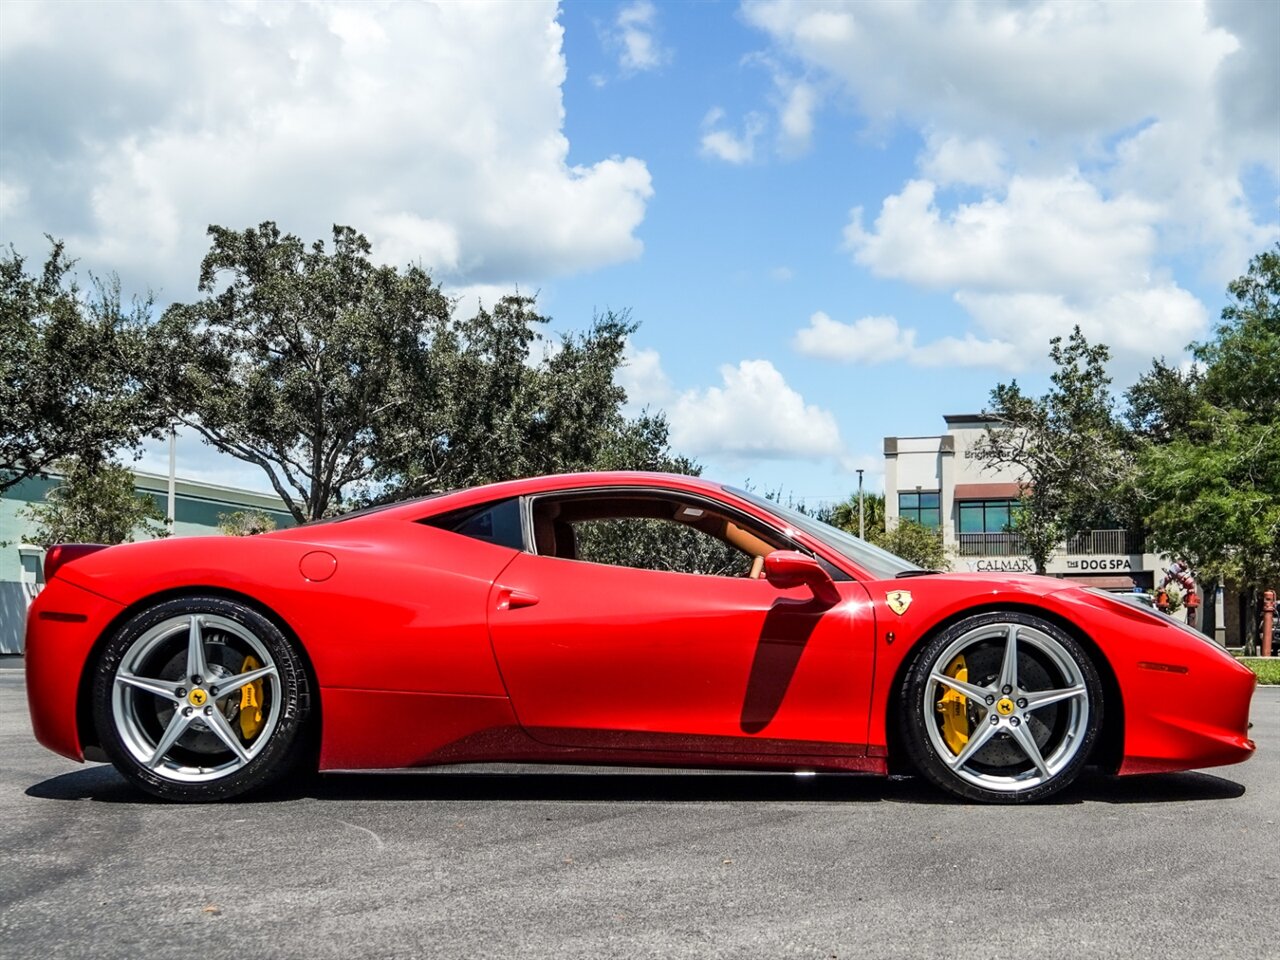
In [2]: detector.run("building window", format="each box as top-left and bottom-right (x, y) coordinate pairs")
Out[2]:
(958, 499), (1016, 534)
(899, 491), (940, 529)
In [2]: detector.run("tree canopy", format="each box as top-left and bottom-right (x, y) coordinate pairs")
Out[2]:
(376, 296), (688, 498)
(22, 460), (168, 548)
(1130, 247), (1280, 598)
(819, 491), (887, 541)
(874, 518), (949, 571)
(971, 328), (1131, 574)
(155, 222), (456, 521)
(156, 222), (685, 523)
(0, 241), (164, 493)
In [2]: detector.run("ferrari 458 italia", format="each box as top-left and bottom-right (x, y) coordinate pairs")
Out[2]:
(25, 472), (1256, 803)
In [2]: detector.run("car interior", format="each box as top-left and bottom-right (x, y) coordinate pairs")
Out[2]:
(529, 493), (788, 578)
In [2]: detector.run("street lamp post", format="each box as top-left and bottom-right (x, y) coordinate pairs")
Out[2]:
(857, 468), (865, 540)
(167, 424), (176, 531)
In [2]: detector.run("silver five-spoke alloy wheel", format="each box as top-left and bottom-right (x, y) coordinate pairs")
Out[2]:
(94, 596), (312, 800)
(112, 613), (283, 782)
(901, 611), (1102, 803)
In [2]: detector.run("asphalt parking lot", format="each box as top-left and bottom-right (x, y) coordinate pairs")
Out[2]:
(2, 668), (1277, 960)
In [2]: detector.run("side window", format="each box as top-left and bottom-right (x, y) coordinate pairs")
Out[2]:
(531, 494), (786, 578)
(421, 498), (525, 550)
(575, 518), (751, 577)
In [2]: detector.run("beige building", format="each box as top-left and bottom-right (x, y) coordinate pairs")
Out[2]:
(884, 414), (1162, 589)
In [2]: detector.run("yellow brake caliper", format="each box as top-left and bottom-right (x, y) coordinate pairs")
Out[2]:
(936, 654), (970, 755)
(238, 655), (265, 740)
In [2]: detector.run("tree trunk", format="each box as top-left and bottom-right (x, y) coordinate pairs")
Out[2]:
(1200, 578), (1218, 640)
(1240, 588), (1257, 656)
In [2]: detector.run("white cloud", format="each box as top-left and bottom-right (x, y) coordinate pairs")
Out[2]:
(617, 340), (673, 414)
(611, 0), (671, 73)
(743, 0), (1239, 147)
(1110, 115), (1279, 283)
(373, 213), (461, 274)
(955, 286), (1208, 374)
(1208, 0), (1280, 171)
(790, 289), (1206, 377)
(746, 0), (1276, 378)
(776, 79), (818, 156)
(835, 173), (1215, 372)
(770, 265), (794, 282)
(794, 313), (913, 363)
(700, 107), (766, 165)
(793, 312), (1021, 371)
(615, 347), (843, 461)
(0, 179), (27, 219)
(918, 133), (1006, 188)
(670, 360), (843, 460)
(749, 0), (1277, 262)
(440, 282), (521, 320)
(0, 1), (654, 299)
(844, 175), (1162, 298)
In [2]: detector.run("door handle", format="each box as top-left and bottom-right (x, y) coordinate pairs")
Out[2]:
(497, 588), (540, 610)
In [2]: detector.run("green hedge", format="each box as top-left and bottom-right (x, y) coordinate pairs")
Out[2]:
(1237, 657), (1280, 685)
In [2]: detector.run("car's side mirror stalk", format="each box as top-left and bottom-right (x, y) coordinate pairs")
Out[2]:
(763, 550), (840, 605)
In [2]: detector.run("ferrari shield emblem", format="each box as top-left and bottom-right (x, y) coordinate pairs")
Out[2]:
(886, 590), (913, 616)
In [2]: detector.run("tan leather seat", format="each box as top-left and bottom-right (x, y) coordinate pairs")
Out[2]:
(533, 506), (577, 559)
(533, 510), (557, 556)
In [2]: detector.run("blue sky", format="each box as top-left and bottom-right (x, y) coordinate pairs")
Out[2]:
(2, 1), (1277, 504)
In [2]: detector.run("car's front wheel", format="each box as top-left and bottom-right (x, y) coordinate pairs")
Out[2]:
(899, 611), (1102, 803)
(92, 596), (313, 801)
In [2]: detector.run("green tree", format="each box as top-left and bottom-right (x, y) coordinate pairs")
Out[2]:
(574, 518), (746, 577)
(155, 222), (456, 522)
(1, 240), (164, 493)
(819, 492), (887, 540)
(158, 223), (686, 522)
(592, 411), (698, 475)
(1199, 247), (1280, 421)
(1131, 248), (1280, 648)
(217, 510), (278, 536)
(377, 299), (688, 497)
(1125, 359), (1203, 445)
(972, 327), (1131, 574)
(821, 491), (947, 569)
(22, 460), (168, 547)
(875, 518), (949, 571)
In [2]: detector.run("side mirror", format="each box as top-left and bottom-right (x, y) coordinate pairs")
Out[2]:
(763, 550), (840, 605)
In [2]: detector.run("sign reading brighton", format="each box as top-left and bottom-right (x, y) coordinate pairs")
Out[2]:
(969, 558), (1035, 573)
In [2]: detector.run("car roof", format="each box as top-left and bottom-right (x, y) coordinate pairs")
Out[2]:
(336, 471), (730, 524)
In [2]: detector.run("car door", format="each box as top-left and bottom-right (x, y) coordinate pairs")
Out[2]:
(487, 548), (877, 756)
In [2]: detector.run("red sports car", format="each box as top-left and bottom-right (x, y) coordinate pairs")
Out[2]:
(25, 471), (1256, 803)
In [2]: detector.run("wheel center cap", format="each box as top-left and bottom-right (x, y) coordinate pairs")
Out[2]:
(996, 697), (1016, 716)
(188, 688), (208, 707)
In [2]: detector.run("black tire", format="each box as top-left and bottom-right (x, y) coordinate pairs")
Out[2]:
(899, 610), (1102, 804)
(92, 596), (313, 801)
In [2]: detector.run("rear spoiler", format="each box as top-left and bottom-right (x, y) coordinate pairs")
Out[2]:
(44, 544), (110, 582)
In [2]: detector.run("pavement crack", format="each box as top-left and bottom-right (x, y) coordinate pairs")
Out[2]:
(336, 818), (385, 851)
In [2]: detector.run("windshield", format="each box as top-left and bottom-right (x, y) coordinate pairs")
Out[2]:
(726, 486), (924, 580)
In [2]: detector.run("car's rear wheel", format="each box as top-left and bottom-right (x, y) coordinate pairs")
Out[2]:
(92, 596), (313, 801)
(900, 611), (1102, 803)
